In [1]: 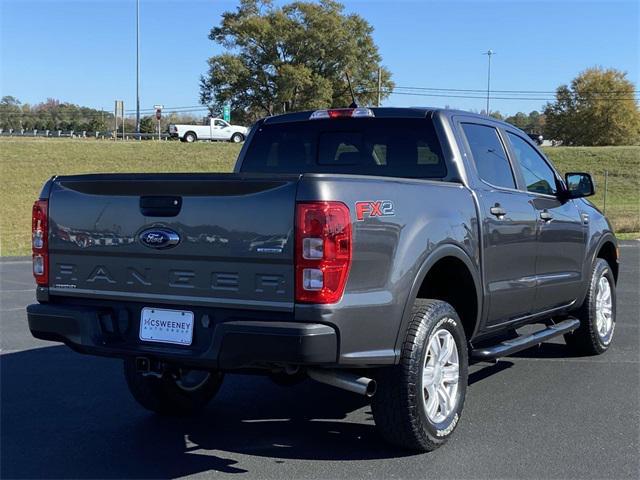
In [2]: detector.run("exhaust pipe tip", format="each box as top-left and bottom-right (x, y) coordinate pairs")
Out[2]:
(307, 369), (376, 397)
(364, 379), (377, 398)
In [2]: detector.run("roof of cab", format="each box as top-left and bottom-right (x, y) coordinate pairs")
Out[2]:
(262, 107), (433, 124)
(261, 106), (513, 128)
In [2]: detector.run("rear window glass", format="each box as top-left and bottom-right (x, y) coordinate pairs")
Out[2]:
(240, 118), (447, 179)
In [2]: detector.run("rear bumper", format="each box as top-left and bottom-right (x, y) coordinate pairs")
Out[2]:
(27, 303), (337, 370)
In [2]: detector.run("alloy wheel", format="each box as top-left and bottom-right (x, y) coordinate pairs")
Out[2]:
(422, 327), (460, 423)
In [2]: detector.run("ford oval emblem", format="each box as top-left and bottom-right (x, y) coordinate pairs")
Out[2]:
(139, 228), (180, 250)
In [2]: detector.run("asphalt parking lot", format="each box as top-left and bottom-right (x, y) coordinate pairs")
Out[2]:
(1, 242), (638, 479)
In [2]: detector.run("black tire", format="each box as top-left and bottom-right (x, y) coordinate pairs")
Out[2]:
(184, 131), (197, 143)
(564, 258), (616, 355)
(230, 132), (244, 143)
(372, 299), (468, 451)
(123, 359), (224, 415)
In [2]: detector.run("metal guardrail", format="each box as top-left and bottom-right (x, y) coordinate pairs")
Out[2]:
(0, 128), (172, 140)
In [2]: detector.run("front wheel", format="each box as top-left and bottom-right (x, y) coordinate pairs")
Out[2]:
(230, 132), (245, 143)
(564, 258), (616, 355)
(372, 299), (468, 451)
(123, 359), (224, 415)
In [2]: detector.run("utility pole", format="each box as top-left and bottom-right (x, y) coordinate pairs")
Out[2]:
(483, 49), (495, 115)
(135, 0), (141, 139)
(114, 100), (124, 140)
(377, 67), (382, 107)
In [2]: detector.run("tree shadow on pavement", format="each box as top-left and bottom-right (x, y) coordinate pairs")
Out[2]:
(1, 345), (413, 479)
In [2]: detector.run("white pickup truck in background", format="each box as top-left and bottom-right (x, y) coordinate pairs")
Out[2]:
(169, 117), (249, 143)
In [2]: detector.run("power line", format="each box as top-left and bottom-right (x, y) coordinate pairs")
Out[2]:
(3, 84), (638, 120)
(393, 85), (639, 96)
(372, 89), (639, 102)
(125, 105), (211, 113)
(130, 88), (639, 112)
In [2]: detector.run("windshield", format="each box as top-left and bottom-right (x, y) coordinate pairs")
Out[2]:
(240, 118), (446, 179)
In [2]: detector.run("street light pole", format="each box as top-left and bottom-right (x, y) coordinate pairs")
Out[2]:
(136, 0), (140, 138)
(377, 67), (382, 107)
(483, 49), (495, 115)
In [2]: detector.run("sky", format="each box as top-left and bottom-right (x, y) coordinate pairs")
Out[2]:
(1, 0), (638, 118)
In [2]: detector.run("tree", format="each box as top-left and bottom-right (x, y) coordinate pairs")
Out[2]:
(505, 112), (529, 130)
(139, 116), (156, 134)
(504, 110), (545, 135)
(0, 96), (22, 130)
(200, 0), (394, 123)
(544, 67), (640, 146)
(0, 97), (113, 132)
(527, 110), (545, 135)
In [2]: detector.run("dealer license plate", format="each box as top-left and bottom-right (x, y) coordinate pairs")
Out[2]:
(139, 307), (194, 346)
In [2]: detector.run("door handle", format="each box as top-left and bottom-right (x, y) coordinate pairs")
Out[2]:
(581, 213), (590, 225)
(490, 206), (506, 218)
(539, 210), (553, 222)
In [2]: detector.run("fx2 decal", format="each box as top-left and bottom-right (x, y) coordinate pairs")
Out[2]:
(355, 200), (395, 221)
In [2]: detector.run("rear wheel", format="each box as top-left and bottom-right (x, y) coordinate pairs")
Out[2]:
(372, 299), (468, 451)
(123, 359), (224, 415)
(183, 131), (197, 143)
(564, 258), (616, 355)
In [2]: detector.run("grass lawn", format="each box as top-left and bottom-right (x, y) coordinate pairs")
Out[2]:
(1, 138), (638, 256)
(543, 146), (640, 235)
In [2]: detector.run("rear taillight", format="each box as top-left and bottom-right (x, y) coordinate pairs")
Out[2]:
(295, 202), (352, 304)
(32, 199), (48, 285)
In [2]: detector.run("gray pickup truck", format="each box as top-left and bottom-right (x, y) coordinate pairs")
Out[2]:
(27, 107), (619, 451)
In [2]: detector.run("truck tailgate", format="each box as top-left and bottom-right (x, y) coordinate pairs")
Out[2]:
(46, 173), (299, 312)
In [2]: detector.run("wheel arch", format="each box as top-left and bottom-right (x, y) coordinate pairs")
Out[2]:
(574, 232), (619, 310)
(595, 235), (619, 283)
(394, 244), (482, 358)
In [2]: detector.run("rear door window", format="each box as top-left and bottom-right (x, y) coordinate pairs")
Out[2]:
(241, 118), (447, 179)
(461, 123), (516, 189)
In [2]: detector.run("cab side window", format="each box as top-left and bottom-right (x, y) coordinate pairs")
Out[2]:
(461, 123), (515, 189)
(507, 132), (557, 196)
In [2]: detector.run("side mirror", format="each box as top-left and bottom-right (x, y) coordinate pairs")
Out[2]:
(565, 172), (595, 199)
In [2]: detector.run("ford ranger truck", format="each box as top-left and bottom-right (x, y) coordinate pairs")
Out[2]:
(27, 107), (619, 451)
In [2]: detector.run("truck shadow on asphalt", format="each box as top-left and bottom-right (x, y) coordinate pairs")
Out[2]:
(1, 344), (537, 478)
(1, 345), (407, 478)
(509, 341), (584, 359)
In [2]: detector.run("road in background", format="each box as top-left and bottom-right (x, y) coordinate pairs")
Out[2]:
(1, 243), (638, 479)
